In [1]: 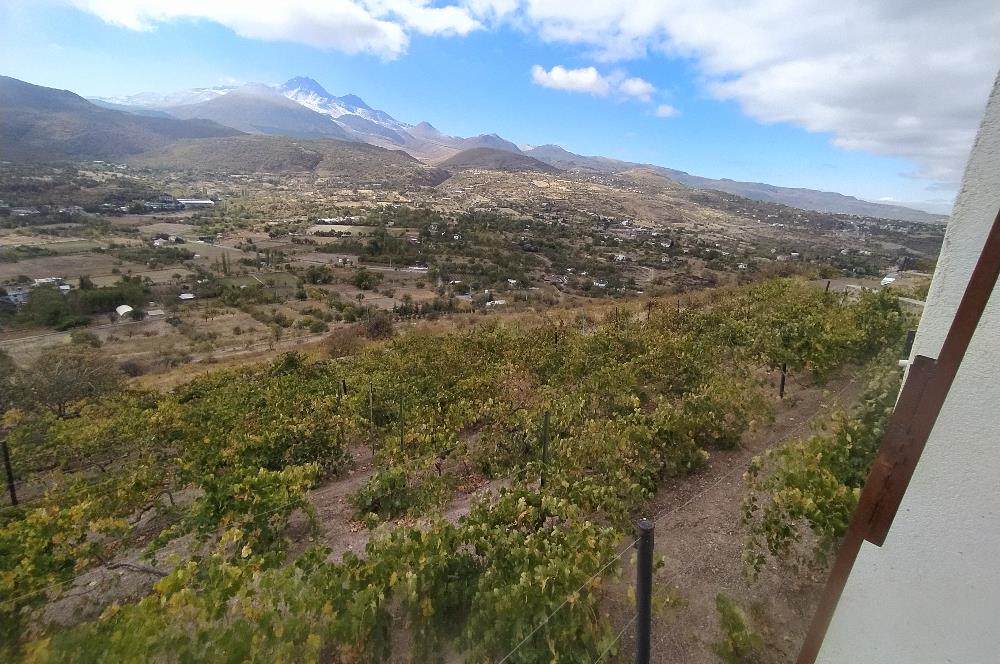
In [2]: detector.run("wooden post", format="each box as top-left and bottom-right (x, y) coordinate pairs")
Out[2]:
(2, 439), (17, 507)
(539, 411), (550, 488)
(398, 397), (405, 448)
(779, 362), (787, 399)
(825, 280), (831, 292)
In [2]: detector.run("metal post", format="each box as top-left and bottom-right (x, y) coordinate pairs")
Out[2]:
(779, 362), (787, 399)
(635, 518), (654, 664)
(540, 411), (550, 488)
(2, 439), (17, 506)
(825, 280), (831, 293)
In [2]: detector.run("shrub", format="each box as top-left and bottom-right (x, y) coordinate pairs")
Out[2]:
(365, 311), (395, 340)
(69, 329), (102, 348)
(711, 594), (764, 663)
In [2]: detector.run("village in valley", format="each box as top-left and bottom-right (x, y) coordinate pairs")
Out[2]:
(0, 159), (941, 380)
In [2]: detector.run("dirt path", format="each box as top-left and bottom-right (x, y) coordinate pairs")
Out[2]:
(302, 444), (376, 560)
(608, 371), (864, 664)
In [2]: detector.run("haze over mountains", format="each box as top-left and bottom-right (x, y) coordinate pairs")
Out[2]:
(2, 74), (945, 223)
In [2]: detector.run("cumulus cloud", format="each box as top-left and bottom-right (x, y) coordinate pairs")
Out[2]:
(68, 0), (481, 58)
(531, 65), (611, 95)
(68, 0), (1000, 189)
(619, 77), (654, 102)
(469, 0), (1000, 188)
(531, 65), (656, 102)
(654, 104), (679, 118)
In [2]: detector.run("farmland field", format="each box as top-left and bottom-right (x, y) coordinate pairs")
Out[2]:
(0, 280), (909, 662)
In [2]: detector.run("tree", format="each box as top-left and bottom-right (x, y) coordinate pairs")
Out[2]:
(365, 311), (395, 340)
(17, 347), (125, 418)
(352, 267), (383, 291)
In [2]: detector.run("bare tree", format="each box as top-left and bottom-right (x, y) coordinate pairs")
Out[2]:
(17, 346), (125, 418)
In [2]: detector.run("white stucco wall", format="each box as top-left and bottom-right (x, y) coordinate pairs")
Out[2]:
(816, 72), (1000, 664)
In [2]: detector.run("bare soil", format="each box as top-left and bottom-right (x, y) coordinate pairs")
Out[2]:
(609, 371), (864, 663)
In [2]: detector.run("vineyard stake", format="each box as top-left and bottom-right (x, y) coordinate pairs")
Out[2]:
(2, 438), (17, 506)
(539, 411), (550, 488)
(398, 397), (405, 447)
(635, 518), (654, 664)
(779, 362), (787, 399)
(369, 382), (375, 433)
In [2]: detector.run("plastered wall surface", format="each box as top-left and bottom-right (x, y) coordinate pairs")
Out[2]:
(817, 73), (1000, 664)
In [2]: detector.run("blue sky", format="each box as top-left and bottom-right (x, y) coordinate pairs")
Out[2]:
(3, 1), (998, 214)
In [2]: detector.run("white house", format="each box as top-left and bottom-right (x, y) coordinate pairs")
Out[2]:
(808, 71), (1000, 664)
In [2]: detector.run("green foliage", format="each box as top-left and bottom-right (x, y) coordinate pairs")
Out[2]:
(352, 267), (383, 291)
(742, 352), (903, 575)
(23, 490), (620, 664)
(18, 277), (150, 330)
(1, 279), (908, 659)
(110, 245), (194, 267)
(711, 594), (764, 663)
(0, 505), (96, 648)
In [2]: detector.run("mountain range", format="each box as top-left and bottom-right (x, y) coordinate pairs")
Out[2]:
(1, 74), (945, 222)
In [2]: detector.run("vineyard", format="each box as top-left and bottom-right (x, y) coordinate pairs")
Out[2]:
(0, 279), (906, 662)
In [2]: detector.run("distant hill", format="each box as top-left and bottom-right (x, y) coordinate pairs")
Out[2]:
(87, 99), (174, 119)
(439, 148), (559, 173)
(167, 84), (349, 140)
(4, 74), (948, 222)
(129, 135), (449, 187)
(523, 144), (629, 172)
(0, 75), (242, 161)
(459, 134), (522, 154)
(645, 166), (947, 223)
(524, 144), (946, 223)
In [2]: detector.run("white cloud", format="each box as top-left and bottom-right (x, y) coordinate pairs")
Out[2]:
(67, 0), (1000, 190)
(619, 76), (654, 102)
(531, 64), (610, 95)
(68, 0), (482, 58)
(470, 0), (1000, 190)
(531, 65), (657, 102)
(654, 104), (678, 118)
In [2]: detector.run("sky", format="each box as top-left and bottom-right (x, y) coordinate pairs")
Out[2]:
(2, 1), (999, 215)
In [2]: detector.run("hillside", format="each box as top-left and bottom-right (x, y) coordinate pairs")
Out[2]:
(129, 135), (449, 186)
(0, 76), (242, 161)
(167, 84), (349, 139)
(2, 74), (946, 222)
(439, 147), (559, 173)
(523, 144), (945, 223)
(649, 167), (948, 223)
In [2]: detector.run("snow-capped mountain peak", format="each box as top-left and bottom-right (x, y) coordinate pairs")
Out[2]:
(95, 86), (236, 109)
(280, 76), (330, 98)
(278, 77), (407, 130)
